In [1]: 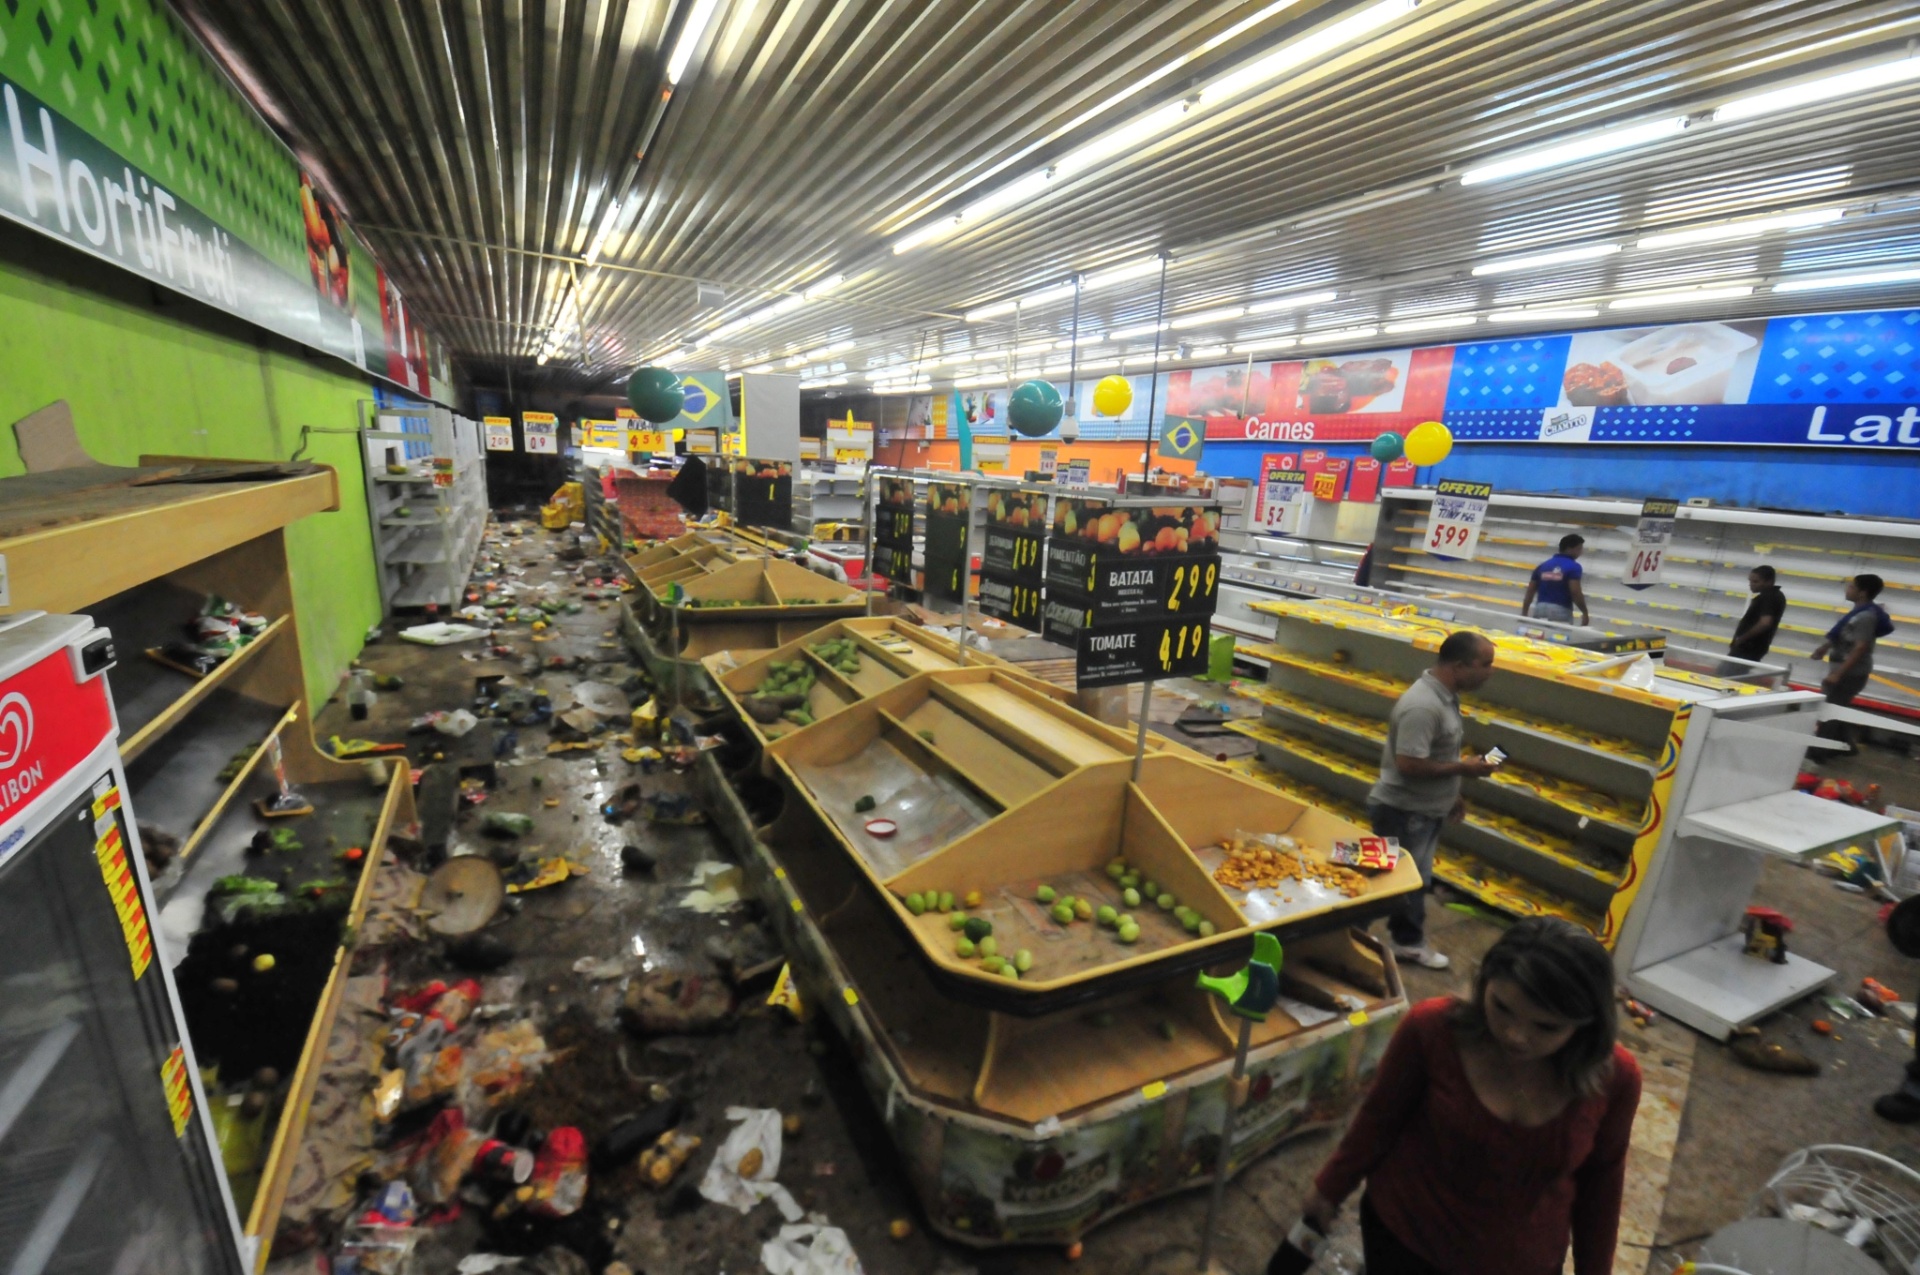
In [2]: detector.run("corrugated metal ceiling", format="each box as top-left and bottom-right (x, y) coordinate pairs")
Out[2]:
(177, 0), (1920, 397)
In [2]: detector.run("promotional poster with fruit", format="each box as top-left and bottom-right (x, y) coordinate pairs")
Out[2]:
(923, 483), (971, 603)
(1045, 500), (1222, 618)
(732, 458), (793, 529)
(980, 488), (1049, 624)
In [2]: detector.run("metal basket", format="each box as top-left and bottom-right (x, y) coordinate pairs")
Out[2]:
(1754, 1144), (1920, 1273)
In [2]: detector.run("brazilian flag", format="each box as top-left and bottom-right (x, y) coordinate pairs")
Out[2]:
(1158, 415), (1204, 462)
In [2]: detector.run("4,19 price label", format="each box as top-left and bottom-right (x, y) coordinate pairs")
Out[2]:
(1423, 480), (1492, 561)
(1624, 498), (1679, 586)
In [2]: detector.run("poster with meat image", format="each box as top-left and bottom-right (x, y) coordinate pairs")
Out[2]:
(1557, 320), (1766, 409)
(1184, 347), (1455, 444)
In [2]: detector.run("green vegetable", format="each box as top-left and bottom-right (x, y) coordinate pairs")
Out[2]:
(905, 892), (926, 915)
(938, 891), (955, 914)
(853, 795), (876, 813)
(963, 917), (993, 942)
(1096, 905), (1118, 928)
(1000, 964), (1020, 981)
(1157, 893), (1176, 910)
(1072, 898), (1093, 921)
(1197, 920), (1217, 938)
(1035, 885), (1057, 904)
(917, 730), (936, 744)
(210, 876), (278, 896)
(1181, 912), (1201, 934)
(1142, 880), (1159, 900)
(1121, 872), (1141, 889)
(956, 937), (976, 958)
(1116, 914), (1135, 929)
(1105, 860), (1127, 880)
(977, 936), (998, 958)
(1122, 888), (1141, 909)
(1014, 949), (1033, 973)
(981, 956), (1006, 974)
(1117, 922), (1141, 944)
(1050, 902), (1074, 925)
(948, 912), (970, 931)
(781, 707), (814, 726)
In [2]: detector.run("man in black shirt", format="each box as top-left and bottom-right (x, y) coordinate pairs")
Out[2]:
(1729, 565), (1786, 663)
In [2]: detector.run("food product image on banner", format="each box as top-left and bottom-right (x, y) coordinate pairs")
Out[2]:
(936, 1107), (1166, 1242)
(1558, 320), (1764, 409)
(1051, 500), (1221, 556)
(1296, 353), (1409, 415)
(985, 488), (1046, 529)
(299, 173), (351, 314)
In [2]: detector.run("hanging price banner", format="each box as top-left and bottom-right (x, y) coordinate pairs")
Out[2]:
(522, 412), (558, 454)
(1064, 458), (1090, 489)
(1624, 498), (1680, 586)
(1259, 469), (1307, 530)
(483, 416), (515, 451)
(1056, 613), (1212, 688)
(1423, 480), (1492, 560)
(627, 429), (670, 453)
(923, 482), (971, 603)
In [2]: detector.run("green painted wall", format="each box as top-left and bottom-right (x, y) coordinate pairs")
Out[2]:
(0, 246), (381, 708)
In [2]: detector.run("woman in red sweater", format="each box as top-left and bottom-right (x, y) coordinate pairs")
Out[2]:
(1293, 917), (1640, 1275)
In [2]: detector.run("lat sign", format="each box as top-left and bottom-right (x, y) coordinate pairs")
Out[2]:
(1424, 480), (1492, 560)
(1625, 498), (1680, 586)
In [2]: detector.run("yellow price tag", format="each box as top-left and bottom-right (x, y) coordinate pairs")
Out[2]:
(1140, 1080), (1168, 1101)
(627, 428), (669, 452)
(790, 898), (803, 912)
(1347, 1011), (1370, 1027)
(842, 987), (860, 1006)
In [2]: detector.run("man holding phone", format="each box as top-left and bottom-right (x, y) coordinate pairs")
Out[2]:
(1367, 631), (1500, 969)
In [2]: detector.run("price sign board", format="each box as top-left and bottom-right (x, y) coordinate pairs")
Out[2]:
(1038, 448), (1058, 477)
(1309, 457), (1350, 502)
(627, 428), (670, 454)
(483, 416), (515, 451)
(585, 420), (624, 449)
(733, 458), (793, 529)
(1064, 458), (1090, 489)
(923, 482), (971, 602)
(1259, 469), (1307, 530)
(1423, 480), (1492, 560)
(1347, 456), (1382, 503)
(979, 488), (1046, 625)
(523, 411), (558, 454)
(871, 475), (917, 585)
(1052, 612), (1212, 689)
(1625, 498), (1680, 586)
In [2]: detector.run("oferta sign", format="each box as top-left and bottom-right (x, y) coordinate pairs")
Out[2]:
(0, 1), (448, 399)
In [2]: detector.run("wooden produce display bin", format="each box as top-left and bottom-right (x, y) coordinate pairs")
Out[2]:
(764, 667), (1418, 1013)
(694, 749), (1406, 1247)
(0, 458), (417, 1272)
(708, 615), (1073, 753)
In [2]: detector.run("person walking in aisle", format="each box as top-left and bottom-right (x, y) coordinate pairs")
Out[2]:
(1727, 564), (1786, 663)
(1289, 918), (1641, 1275)
(1811, 573), (1892, 752)
(1521, 534), (1589, 626)
(1367, 631), (1498, 970)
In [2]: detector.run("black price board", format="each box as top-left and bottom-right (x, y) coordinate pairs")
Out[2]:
(873, 542), (914, 585)
(981, 524), (1044, 580)
(978, 575), (1042, 625)
(731, 458), (793, 528)
(873, 475), (917, 551)
(922, 482), (970, 603)
(706, 460), (732, 512)
(1046, 544), (1220, 622)
(1053, 612), (1212, 689)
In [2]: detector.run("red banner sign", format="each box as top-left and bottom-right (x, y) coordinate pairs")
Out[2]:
(0, 648), (114, 827)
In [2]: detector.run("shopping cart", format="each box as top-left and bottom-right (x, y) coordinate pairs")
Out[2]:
(1682, 1145), (1920, 1274)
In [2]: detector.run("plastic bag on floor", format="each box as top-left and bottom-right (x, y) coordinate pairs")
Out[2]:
(699, 1107), (802, 1219)
(400, 622), (492, 645)
(761, 1223), (864, 1275)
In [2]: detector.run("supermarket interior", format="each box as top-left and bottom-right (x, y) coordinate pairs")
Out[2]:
(6, 2), (1920, 1274)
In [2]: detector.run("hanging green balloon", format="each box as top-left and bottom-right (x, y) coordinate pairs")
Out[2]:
(627, 366), (686, 424)
(1007, 379), (1064, 438)
(1370, 431), (1404, 463)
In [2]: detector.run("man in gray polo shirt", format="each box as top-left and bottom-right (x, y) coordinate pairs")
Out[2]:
(1368, 631), (1498, 969)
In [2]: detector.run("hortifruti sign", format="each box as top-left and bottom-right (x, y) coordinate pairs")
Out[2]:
(0, 0), (450, 401)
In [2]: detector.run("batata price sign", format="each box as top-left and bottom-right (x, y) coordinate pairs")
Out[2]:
(1423, 480), (1492, 561)
(1624, 498), (1680, 586)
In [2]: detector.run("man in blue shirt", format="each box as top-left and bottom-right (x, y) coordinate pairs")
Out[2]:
(1522, 533), (1589, 626)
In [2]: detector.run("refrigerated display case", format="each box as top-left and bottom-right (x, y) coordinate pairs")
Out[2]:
(0, 611), (247, 1274)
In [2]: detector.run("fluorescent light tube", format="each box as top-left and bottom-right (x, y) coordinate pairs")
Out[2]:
(1187, 345), (1229, 359)
(1460, 117), (1687, 186)
(1773, 266), (1920, 294)
(965, 300), (1019, 322)
(1021, 282), (1079, 307)
(1300, 325), (1379, 345)
(1198, 0), (1416, 106)
(1635, 207), (1844, 250)
(1107, 321), (1170, 340)
(1487, 307), (1600, 322)
(1233, 336), (1298, 354)
(1607, 285), (1753, 311)
(1170, 306), (1247, 330)
(1472, 243), (1622, 276)
(584, 201), (622, 265)
(1385, 314), (1479, 334)
(1716, 56), (1920, 123)
(666, 0), (724, 86)
(1083, 259), (1164, 291)
(1248, 289), (1337, 314)
(892, 215), (962, 255)
(802, 274), (845, 300)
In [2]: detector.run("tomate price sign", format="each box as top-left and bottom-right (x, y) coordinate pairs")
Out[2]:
(1625, 498), (1680, 586)
(1423, 480), (1492, 561)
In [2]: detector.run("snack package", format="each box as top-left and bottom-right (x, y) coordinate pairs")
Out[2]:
(1330, 837), (1401, 872)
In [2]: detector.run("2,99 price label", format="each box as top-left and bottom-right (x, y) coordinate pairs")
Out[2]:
(1423, 480), (1492, 561)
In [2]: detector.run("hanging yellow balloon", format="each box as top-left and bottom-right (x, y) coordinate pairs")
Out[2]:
(1091, 374), (1134, 418)
(1404, 420), (1454, 467)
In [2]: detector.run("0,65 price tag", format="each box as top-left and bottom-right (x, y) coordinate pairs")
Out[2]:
(1423, 480), (1492, 562)
(1624, 498), (1678, 587)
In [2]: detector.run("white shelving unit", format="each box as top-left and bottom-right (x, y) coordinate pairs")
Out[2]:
(359, 400), (489, 611)
(793, 470), (865, 533)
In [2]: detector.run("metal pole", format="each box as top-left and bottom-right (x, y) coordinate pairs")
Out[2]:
(670, 594), (683, 713)
(861, 467), (877, 617)
(957, 478), (978, 666)
(1139, 256), (1170, 483)
(1131, 676), (1154, 783)
(1196, 1016), (1256, 1273)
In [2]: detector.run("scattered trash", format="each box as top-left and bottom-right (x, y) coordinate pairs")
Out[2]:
(761, 1223), (865, 1275)
(447, 933), (517, 971)
(1731, 1031), (1820, 1075)
(484, 812), (536, 838)
(402, 622), (494, 645)
(505, 856), (590, 894)
(434, 709), (481, 737)
(767, 965), (809, 1022)
(620, 844), (657, 875)
(624, 970), (734, 1034)
(571, 956), (630, 981)
(681, 862), (743, 913)
(638, 1130), (704, 1188)
(699, 1107), (802, 1219)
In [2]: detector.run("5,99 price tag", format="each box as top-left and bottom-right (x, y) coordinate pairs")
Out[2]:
(1423, 480), (1492, 562)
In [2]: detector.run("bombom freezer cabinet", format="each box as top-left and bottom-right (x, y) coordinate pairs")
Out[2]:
(0, 611), (247, 1274)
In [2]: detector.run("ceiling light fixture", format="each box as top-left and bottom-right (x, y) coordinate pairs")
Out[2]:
(584, 201), (622, 265)
(1472, 242), (1623, 276)
(1233, 336), (1298, 354)
(874, 381), (933, 395)
(1773, 266), (1920, 294)
(1247, 289), (1337, 314)
(1635, 207), (1845, 250)
(1487, 307), (1601, 322)
(1012, 340), (1057, 355)
(889, 0), (1419, 253)
(1607, 285), (1754, 311)
(1385, 314), (1480, 334)
(1187, 345), (1230, 359)
(1121, 353), (1163, 367)
(1300, 325), (1380, 345)
(1108, 320), (1171, 341)
(1082, 258), (1165, 291)
(800, 376), (849, 389)
(1170, 305), (1247, 330)
(666, 0), (725, 86)
(1460, 117), (1687, 186)
(742, 363), (773, 374)
(1715, 55), (1920, 123)
(964, 299), (1019, 323)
